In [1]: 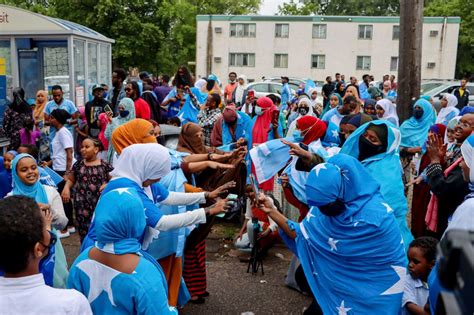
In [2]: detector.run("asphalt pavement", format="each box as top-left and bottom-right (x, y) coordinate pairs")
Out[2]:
(62, 222), (311, 315)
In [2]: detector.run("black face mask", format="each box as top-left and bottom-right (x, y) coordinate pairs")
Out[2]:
(358, 136), (385, 161)
(318, 199), (346, 216)
(298, 107), (308, 115)
(413, 108), (424, 119)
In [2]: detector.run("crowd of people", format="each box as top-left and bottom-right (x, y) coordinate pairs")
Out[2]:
(0, 66), (473, 315)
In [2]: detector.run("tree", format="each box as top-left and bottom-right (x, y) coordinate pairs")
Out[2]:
(278, 0), (399, 16)
(424, 0), (474, 78)
(0, 0), (261, 75)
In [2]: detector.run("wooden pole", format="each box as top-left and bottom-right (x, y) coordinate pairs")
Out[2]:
(397, 0), (424, 122)
(206, 15), (213, 76)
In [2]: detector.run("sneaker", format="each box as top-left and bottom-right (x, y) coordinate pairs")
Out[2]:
(58, 230), (70, 238)
(67, 226), (76, 234)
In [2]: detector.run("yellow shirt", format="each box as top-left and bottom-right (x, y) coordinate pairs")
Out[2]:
(459, 88), (465, 97)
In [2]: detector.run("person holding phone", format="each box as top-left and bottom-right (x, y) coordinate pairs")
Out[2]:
(84, 84), (111, 138)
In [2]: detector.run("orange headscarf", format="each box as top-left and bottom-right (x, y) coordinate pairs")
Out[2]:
(33, 90), (48, 122)
(111, 119), (156, 154)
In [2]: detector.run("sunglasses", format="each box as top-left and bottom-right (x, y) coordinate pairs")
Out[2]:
(39, 230), (57, 249)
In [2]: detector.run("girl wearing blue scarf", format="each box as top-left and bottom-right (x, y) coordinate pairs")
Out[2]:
(68, 188), (178, 314)
(10, 154), (69, 288)
(258, 154), (406, 314)
(341, 120), (414, 249)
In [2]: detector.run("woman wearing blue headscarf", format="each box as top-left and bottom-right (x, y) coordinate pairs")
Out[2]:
(399, 98), (437, 187)
(340, 120), (414, 249)
(9, 154), (69, 288)
(399, 98), (436, 153)
(258, 154), (406, 314)
(68, 188), (178, 314)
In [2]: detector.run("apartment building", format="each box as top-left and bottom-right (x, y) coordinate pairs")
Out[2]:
(195, 15), (460, 82)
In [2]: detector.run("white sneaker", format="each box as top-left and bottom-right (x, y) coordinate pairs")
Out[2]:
(58, 230), (70, 238)
(67, 226), (76, 234)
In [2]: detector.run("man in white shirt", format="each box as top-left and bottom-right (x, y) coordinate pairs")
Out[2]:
(0, 196), (92, 314)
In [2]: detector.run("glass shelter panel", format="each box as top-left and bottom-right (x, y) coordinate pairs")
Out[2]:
(87, 42), (98, 96)
(73, 39), (85, 108)
(43, 46), (69, 99)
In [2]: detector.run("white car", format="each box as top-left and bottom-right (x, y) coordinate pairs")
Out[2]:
(246, 82), (295, 99)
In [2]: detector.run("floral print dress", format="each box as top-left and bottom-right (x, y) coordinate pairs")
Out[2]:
(3, 107), (33, 150)
(71, 159), (113, 240)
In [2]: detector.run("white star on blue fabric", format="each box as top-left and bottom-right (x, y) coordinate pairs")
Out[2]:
(113, 188), (133, 196)
(313, 163), (328, 176)
(306, 211), (316, 222)
(328, 237), (339, 251)
(331, 129), (339, 139)
(382, 202), (393, 213)
(76, 259), (121, 306)
(381, 265), (406, 295)
(336, 300), (352, 315)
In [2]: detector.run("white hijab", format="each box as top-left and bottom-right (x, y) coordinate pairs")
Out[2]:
(436, 93), (459, 124)
(234, 74), (248, 104)
(287, 98), (315, 136)
(376, 99), (399, 127)
(111, 143), (171, 187)
(194, 79), (207, 92)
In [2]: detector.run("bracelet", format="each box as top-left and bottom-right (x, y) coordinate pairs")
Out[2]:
(208, 153), (213, 161)
(205, 192), (210, 200)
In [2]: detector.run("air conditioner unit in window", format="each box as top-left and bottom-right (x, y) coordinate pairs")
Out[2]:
(430, 30), (439, 37)
(214, 57), (222, 63)
(214, 27), (222, 33)
(427, 62), (436, 69)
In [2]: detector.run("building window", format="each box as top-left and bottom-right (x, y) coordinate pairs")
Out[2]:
(230, 23), (256, 37)
(358, 25), (373, 39)
(390, 57), (399, 71)
(274, 54), (288, 68)
(275, 24), (289, 38)
(312, 24), (327, 39)
(229, 53), (255, 67)
(311, 55), (326, 69)
(356, 56), (371, 70)
(392, 25), (400, 40)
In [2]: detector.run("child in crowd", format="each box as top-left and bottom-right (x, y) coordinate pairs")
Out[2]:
(44, 108), (76, 238)
(19, 117), (41, 146)
(0, 196), (92, 314)
(97, 113), (110, 159)
(402, 237), (438, 315)
(0, 150), (18, 198)
(167, 116), (182, 127)
(235, 185), (280, 254)
(17, 144), (57, 188)
(62, 138), (113, 241)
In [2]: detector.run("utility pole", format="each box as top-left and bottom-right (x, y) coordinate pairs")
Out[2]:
(397, 0), (424, 122)
(206, 15), (213, 76)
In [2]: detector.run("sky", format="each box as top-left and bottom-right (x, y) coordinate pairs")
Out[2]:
(259, 0), (289, 15)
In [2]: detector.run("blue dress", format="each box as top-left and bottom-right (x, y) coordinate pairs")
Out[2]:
(69, 248), (176, 314)
(282, 154), (407, 314)
(340, 120), (414, 249)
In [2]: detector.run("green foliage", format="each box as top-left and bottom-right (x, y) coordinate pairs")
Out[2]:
(0, 0), (261, 75)
(278, 0), (399, 16)
(424, 0), (474, 78)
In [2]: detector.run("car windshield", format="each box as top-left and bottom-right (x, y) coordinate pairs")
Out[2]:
(420, 82), (443, 94)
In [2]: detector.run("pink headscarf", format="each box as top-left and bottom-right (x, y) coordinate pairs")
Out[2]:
(252, 97), (278, 145)
(98, 113), (109, 150)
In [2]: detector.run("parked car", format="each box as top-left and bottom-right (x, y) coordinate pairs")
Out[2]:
(246, 82), (295, 99)
(421, 81), (474, 110)
(159, 124), (181, 150)
(263, 77), (307, 91)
